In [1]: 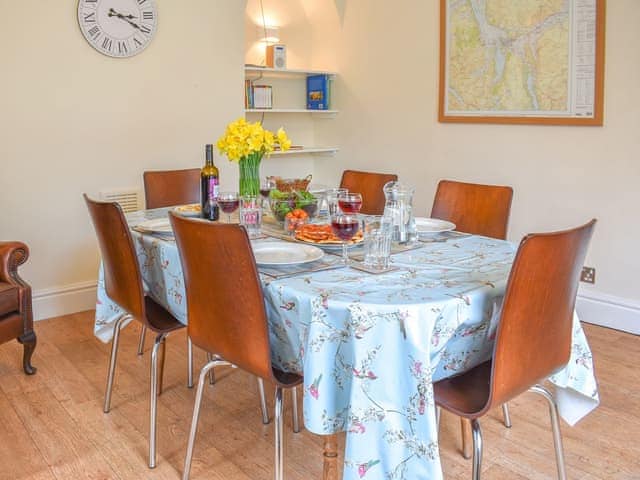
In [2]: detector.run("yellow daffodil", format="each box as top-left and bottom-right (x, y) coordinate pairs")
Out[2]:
(216, 118), (291, 162)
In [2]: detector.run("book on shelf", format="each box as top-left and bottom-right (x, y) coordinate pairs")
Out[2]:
(244, 79), (253, 108)
(252, 85), (273, 109)
(306, 74), (331, 110)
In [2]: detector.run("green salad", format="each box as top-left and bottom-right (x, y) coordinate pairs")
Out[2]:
(269, 190), (317, 221)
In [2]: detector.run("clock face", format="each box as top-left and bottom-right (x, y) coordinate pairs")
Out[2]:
(78, 0), (157, 58)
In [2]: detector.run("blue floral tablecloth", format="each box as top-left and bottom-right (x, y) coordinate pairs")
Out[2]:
(94, 209), (599, 480)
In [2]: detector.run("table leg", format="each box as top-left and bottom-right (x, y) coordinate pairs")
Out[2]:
(322, 434), (339, 480)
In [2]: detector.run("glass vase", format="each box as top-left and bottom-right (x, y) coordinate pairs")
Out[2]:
(238, 152), (262, 197)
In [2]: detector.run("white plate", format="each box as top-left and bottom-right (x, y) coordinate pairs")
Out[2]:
(136, 218), (173, 234)
(173, 204), (201, 217)
(253, 241), (324, 266)
(414, 217), (456, 234)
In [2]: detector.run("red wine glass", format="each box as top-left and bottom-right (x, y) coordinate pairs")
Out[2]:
(218, 192), (239, 223)
(331, 213), (360, 265)
(338, 192), (363, 215)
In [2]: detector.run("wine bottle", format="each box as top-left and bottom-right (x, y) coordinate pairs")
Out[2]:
(201, 144), (220, 221)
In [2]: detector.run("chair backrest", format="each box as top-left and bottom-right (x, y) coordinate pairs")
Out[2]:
(84, 194), (146, 321)
(488, 220), (596, 408)
(431, 180), (513, 239)
(339, 170), (398, 215)
(143, 168), (201, 209)
(169, 213), (274, 381)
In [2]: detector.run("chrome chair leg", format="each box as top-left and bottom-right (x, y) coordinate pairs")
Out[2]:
(137, 325), (147, 355)
(502, 403), (512, 428)
(207, 353), (216, 385)
(529, 385), (567, 480)
(183, 358), (230, 480)
(274, 386), (284, 480)
(103, 314), (129, 413)
(258, 377), (270, 424)
(461, 418), (472, 459)
(187, 337), (194, 388)
(291, 386), (300, 433)
(471, 419), (482, 480)
(149, 333), (167, 469)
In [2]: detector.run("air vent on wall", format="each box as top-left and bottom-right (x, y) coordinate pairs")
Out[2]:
(99, 188), (143, 213)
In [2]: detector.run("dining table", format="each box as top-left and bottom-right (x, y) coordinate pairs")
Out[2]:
(94, 207), (600, 480)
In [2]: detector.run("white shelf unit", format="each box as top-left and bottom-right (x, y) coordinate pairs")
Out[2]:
(244, 66), (338, 158)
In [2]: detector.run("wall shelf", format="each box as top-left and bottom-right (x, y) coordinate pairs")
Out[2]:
(270, 147), (338, 156)
(245, 108), (338, 115)
(244, 66), (337, 77)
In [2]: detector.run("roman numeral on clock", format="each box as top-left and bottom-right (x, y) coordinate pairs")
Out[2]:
(87, 26), (100, 39)
(134, 37), (143, 48)
(137, 0), (147, 5)
(102, 37), (113, 52)
(140, 24), (151, 34)
(142, 11), (154, 20)
(84, 12), (96, 23)
(118, 41), (128, 54)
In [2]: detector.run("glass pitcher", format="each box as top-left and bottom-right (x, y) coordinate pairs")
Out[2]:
(383, 181), (416, 244)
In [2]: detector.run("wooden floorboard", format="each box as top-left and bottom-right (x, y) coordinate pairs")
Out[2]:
(0, 312), (636, 479)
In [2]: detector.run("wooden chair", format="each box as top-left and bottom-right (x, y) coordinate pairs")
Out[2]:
(434, 219), (596, 480)
(143, 168), (200, 209)
(84, 194), (186, 469)
(431, 180), (513, 239)
(0, 242), (36, 375)
(140, 168), (200, 375)
(339, 169), (398, 215)
(169, 213), (303, 480)
(431, 180), (514, 451)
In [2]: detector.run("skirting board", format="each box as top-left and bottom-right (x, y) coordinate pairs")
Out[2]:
(31, 282), (639, 336)
(576, 289), (640, 335)
(33, 281), (97, 321)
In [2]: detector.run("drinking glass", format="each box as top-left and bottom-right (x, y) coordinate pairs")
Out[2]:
(260, 178), (276, 215)
(362, 215), (392, 270)
(326, 188), (348, 217)
(338, 192), (363, 215)
(240, 195), (262, 238)
(217, 192), (239, 223)
(331, 213), (360, 265)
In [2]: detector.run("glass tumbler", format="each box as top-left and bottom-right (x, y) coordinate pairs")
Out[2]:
(240, 195), (262, 238)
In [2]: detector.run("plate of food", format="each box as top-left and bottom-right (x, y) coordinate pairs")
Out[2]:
(414, 217), (456, 234)
(294, 223), (364, 249)
(252, 241), (324, 266)
(173, 204), (201, 217)
(135, 218), (173, 234)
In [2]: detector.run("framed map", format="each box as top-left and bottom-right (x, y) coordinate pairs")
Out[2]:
(439, 0), (606, 125)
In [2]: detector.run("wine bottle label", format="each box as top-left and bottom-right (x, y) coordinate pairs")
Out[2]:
(208, 177), (219, 201)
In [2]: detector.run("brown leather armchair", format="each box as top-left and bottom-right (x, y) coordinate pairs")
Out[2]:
(0, 242), (36, 374)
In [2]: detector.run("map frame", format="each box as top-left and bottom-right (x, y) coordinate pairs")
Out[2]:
(438, 0), (606, 126)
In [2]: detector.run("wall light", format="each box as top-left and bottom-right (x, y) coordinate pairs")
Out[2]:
(257, 25), (280, 45)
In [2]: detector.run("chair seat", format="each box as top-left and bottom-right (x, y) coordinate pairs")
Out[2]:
(433, 360), (492, 418)
(144, 296), (185, 333)
(273, 368), (303, 388)
(0, 282), (19, 316)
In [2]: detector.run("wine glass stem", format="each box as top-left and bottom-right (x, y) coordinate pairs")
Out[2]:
(342, 243), (349, 265)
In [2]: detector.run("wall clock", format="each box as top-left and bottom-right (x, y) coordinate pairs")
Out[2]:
(78, 0), (158, 58)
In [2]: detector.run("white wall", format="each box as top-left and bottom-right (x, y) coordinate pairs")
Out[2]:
(312, 0), (640, 331)
(0, 0), (247, 318)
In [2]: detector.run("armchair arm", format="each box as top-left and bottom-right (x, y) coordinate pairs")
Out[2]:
(0, 241), (30, 286)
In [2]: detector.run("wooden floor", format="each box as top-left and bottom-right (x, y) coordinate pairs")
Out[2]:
(0, 312), (638, 479)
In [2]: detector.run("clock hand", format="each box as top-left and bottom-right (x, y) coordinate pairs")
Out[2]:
(108, 8), (141, 30)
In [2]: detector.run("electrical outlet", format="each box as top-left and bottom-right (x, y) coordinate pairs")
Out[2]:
(580, 267), (596, 284)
